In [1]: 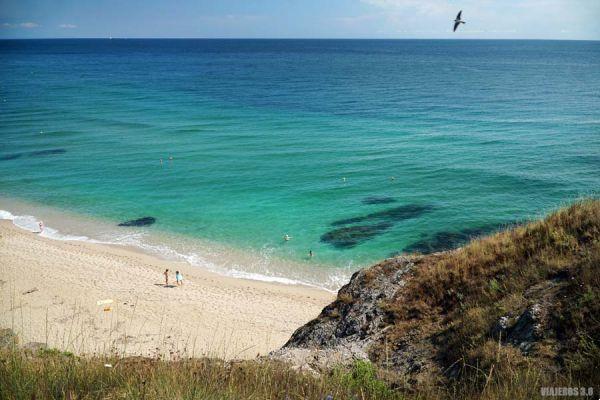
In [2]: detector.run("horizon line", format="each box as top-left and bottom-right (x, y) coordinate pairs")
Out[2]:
(1, 37), (599, 42)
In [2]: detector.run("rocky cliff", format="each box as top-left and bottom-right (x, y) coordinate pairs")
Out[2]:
(272, 200), (600, 387)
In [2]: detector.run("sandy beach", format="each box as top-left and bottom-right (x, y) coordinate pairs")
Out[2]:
(0, 220), (334, 359)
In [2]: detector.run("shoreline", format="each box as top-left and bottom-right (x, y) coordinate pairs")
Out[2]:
(0, 219), (334, 359)
(0, 197), (353, 291)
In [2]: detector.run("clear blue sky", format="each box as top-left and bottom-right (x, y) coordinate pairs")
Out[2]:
(1, 0), (599, 40)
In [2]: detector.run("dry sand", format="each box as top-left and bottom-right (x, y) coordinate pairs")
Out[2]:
(0, 220), (334, 359)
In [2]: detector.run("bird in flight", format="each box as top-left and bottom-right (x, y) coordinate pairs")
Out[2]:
(453, 10), (465, 32)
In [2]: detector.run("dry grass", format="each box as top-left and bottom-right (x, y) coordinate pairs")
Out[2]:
(0, 338), (585, 400)
(1, 345), (420, 400)
(379, 199), (600, 390)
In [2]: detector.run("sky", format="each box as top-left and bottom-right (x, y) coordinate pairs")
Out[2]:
(1, 0), (599, 40)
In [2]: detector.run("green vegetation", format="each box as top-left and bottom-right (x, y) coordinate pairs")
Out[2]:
(0, 346), (423, 400)
(373, 199), (600, 393)
(1, 200), (599, 399)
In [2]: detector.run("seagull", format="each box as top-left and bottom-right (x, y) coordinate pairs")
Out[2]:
(453, 10), (465, 32)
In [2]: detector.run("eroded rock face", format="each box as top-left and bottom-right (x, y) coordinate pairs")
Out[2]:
(270, 256), (417, 373)
(492, 279), (563, 355)
(272, 207), (586, 383)
(271, 257), (571, 381)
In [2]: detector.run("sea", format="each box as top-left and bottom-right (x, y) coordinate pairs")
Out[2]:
(1, 39), (599, 290)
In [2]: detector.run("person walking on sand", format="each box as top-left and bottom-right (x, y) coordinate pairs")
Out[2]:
(164, 269), (169, 286)
(176, 270), (183, 286)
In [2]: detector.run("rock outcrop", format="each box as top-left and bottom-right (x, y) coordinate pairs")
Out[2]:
(272, 200), (600, 385)
(271, 256), (419, 373)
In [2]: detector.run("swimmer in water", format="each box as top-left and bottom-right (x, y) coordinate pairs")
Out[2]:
(160, 158), (163, 166)
(38, 221), (44, 233)
(309, 250), (313, 258)
(342, 177), (347, 182)
(283, 234), (291, 241)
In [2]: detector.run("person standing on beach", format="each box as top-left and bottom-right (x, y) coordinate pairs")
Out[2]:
(164, 269), (169, 286)
(38, 221), (44, 233)
(175, 271), (183, 286)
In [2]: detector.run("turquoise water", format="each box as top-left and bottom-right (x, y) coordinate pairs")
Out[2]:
(1, 40), (599, 288)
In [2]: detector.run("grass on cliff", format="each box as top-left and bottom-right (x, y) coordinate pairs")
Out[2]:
(1, 345), (420, 400)
(2, 341), (591, 400)
(0, 343), (563, 400)
(375, 198), (600, 390)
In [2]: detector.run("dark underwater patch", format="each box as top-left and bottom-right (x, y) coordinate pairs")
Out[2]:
(331, 215), (367, 226)
(361, 196), (396, 205)
(331, 204), (434, 226)
(118, 217), (156, 227)
(401, 222), (520, 255)
(0, 148), (66, 161)
(0, 153), (23, 161)
(30, 148), (66, 157)
(368, 204), (434, 222)
(320, 222), (393, 249)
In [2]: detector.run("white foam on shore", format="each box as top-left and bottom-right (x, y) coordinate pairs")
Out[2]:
(0, 209), (90, 241)
(0, 208), (346, 292)
(88, 229), (331, 289)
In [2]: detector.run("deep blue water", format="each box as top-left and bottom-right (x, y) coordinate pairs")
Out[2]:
(1, 39), (599, 288)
